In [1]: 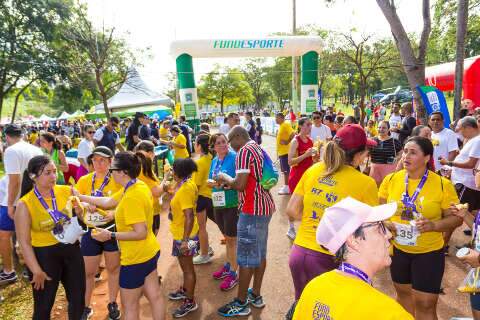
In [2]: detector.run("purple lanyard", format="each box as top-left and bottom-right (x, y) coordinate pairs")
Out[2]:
(473, 211), (480, 246)
(123, 179), (137, 195)
(91, 173), (111, 197)
(338, 263), (371, 285)
(403, 169), (429, 209)
(175, 177), (189, 193)
(33, 186), (69, 232)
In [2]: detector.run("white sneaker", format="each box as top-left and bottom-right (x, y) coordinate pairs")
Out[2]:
(193, 254), (211, 265)
(278, 185), (290, 195)
(286, 228), (296, 240)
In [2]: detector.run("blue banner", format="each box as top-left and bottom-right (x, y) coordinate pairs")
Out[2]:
(416, 85), (451, 128)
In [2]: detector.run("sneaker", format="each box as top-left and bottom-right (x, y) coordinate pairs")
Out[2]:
(220, 272), (238, 291)
(208, 246), (215, 257)
(80, 307), (93, 320)
(218, 298), (251, 317)
(278, 185), (290, 195)
(286, 228), (296, 241)
(0, 270), (17, 285)
(107, 302), (121, 320)
(168, 288), (187, 301)
(247, 288), (265, 308)
(213, 263), (231, 280)
(172, 299), (198, 318)
(193, 254), (211, 265)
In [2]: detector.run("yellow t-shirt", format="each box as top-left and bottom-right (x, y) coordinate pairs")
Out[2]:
(293, 271), (413, 320)
(294, 162), (379, 254)
(77, 172), (121, 198)
(20, 185), (73, 247)
(113, 181), (160, 266)
(277, 121), (294, 156)
(193, 154), (212, 198)
(29, 133), (38, 145)
(379, 170), (459, 254)
(367, 126), (378, 137)
(159, 127), (169, 139)
(173, 134), (189, 159)
(170, 179), (199, 240)
(138, 170), (161, 215)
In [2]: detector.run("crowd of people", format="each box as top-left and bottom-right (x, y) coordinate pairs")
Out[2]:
(0, 100), (479, 319)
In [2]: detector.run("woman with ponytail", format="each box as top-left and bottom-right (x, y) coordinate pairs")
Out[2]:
(135, 140), (170, 235)
(76, 151), (165, 320)
(191, 133), (215, 265)
(40, 132), (69, 185)
(15, 155), (86, 319)
(379, 136), (461, 319)
(285, 124), (379, 300)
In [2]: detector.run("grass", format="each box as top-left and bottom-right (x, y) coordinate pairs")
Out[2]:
(1, 97), (56, 120)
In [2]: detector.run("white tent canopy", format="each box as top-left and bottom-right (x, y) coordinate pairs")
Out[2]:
(38, 114), (55, 121)
(94, 68), (173, 112)
(58, 111), (72, 120)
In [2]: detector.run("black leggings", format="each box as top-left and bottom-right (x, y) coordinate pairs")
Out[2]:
(31, 243), (85, 320)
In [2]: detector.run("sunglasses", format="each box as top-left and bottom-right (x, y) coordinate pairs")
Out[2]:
(361, 221), (387, 235)
(312, 116), (321, 120)
(87, 131), (95, 134)
(108, 168), (122, 173)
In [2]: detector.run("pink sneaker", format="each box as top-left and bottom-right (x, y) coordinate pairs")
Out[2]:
(212, 263), (230, 280)
(220, 272), (238, 291)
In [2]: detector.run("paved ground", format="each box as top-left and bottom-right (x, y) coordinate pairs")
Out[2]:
(69, 134), (472, 319)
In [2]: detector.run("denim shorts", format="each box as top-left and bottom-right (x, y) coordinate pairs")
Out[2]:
(119, 251), (159, 289)
(0, 206), (14, 231)
(237, 212), (272, 268)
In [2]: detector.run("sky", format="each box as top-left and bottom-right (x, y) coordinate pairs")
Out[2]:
(85, 0), (426, 94)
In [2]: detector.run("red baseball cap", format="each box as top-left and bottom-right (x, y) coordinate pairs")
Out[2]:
(335, 124), (377, 150)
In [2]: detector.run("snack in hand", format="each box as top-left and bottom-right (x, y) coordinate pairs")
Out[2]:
(456, 203), (469, 210)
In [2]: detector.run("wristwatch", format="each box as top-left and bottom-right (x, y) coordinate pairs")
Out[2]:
(448, 161), (454, 167)
(111, 232), (116, 241)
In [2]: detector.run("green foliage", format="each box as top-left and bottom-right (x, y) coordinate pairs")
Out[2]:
(265, 57), (292, 110)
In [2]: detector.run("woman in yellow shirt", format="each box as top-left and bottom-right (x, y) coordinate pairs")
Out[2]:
(76, 146), (122, 319)
(169, 125), (189, 159)
(77, 152), (165, 320)
(379, 136), (461, 320)
(192, 134), (214, 265)
(135, 140), (169, 235)
(167, 158), (200, 318)
(286, 124), (378, 300)
(15, 155), (86, 319)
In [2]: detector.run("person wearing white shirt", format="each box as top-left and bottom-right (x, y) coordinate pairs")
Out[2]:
(76, 124), (96, 180)
(388, 103), (402, 140)
(429, 112), (459, 170)
(0, 124), (42, 284)
(310, 111), (332, 142)
(219, 117), (231, 135)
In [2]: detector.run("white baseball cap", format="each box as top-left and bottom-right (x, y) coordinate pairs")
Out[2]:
(316, 197), (397, 254)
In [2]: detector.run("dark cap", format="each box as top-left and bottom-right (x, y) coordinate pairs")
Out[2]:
(335, 124), (377, 150)
(92, 146), (113, 158)
(170, 125), (181, 133)
(4, 124), (22, 137)
(135, 112), (147, 118)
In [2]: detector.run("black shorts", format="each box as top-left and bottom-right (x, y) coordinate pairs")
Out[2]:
(455, 183), (480, 211)
(214, 207), (239, 237)
(390, 246), (445, 294)
(279, 154), (290, 174)
(196, 195), (215, 222)
(152, 214), (160, 233)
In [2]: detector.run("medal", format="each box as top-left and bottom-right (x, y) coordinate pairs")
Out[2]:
(34, 186), (70, 235)
(401, 169), (428, 221)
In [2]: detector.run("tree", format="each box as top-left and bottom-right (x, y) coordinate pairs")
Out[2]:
(242, 58), (271, 112)
(57, 4), (137, 118)
(265, 57), (292, 111)
(376, 0), (431, 123)
(454, 0), (469, 120)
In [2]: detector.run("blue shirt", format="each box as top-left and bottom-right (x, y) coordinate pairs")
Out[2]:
(209, 150), (238, 208)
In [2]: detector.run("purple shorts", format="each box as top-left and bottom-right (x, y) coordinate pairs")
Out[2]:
(289, 244), (337, 300)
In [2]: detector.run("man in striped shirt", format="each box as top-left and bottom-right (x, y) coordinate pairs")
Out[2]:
(216, 126), (275, 317)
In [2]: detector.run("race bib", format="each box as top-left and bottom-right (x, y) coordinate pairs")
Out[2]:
(52, 217), (86, 244)
(85, 211), (109, 227)
(212, 191), (226, 207)
(394, 223), (419, 246)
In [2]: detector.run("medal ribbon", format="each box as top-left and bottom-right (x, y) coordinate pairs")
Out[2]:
(402, 169), (429, 217)
(33, 186), (70, 233)
(123, 179), (137, 195)
(213, 158), (224, 178)
(91, 172), (111, 197)
(338, 262), (371, 285)
(472, 210), (480, 247)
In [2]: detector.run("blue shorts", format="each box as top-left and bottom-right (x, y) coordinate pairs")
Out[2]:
(0, 206), (14, 231)
(471, 293), (480, 311)
(152, 214), (160, 233)
(80, 229), (118, 256)
(171, 236), (199, 257)
(237, 212), (272, 268)
(119, 251), (160, 289)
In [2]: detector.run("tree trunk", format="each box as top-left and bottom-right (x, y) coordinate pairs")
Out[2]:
(359, 81), (367, 127)
(0, 92), (4, 121)
(454, 0), (469, 120)
(95, 69), (111, 119)
(11, 79), (35, 123)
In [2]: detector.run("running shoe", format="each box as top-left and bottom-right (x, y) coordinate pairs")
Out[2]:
(172, 299), (198, 318)
(168, 288), (187, 301)
(247, 288), (265, 308)
(107, 302), (121, 320)
(217, 298), (251, 317)
(278, 185), (290, 195)
(220, 271), (238, 291)
(80, 307), (93, 320)
(0, 270), (17, 285)
(286, 227), (296, 241)
(193, 254), (211, 265)
(213, 263), (231, 280)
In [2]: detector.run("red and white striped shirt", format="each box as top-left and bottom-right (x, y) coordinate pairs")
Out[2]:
(235, 141), (275, 216)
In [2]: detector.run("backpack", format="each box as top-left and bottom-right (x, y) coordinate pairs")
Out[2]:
(260, 148), (279, 190)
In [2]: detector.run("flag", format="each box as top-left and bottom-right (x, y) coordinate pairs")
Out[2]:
(416, 85), (451, 128)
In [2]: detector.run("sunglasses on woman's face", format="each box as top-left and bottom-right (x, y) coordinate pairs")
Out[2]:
(88, 131), (95, 134)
